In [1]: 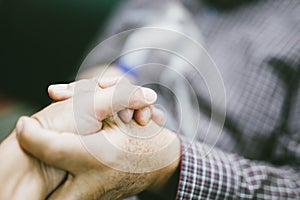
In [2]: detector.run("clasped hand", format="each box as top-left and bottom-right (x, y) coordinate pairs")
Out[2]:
(0, 78), (181, 200)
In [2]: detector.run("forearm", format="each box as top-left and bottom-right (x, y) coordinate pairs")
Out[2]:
(147, 132), (181, 196)
(133, 128), (181, 200)
(146, 159), (180, 199)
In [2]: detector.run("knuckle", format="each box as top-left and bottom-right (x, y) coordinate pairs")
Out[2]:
(129, 87), (144, 108)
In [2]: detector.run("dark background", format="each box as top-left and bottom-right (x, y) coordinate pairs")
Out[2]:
(0, 0), (121, 107)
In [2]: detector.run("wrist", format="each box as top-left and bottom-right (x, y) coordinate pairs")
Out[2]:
(148, 159), (181, 198)
(147, 131), (181, 198)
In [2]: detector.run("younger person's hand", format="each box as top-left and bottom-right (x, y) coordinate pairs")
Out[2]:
(35, 78), (158, 134)
(48, 77), (165, 127)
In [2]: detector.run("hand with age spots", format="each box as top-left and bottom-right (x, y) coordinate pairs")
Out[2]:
(0, 78), (176, 200)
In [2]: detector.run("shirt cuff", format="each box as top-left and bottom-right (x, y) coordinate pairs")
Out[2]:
(175, 138), (236, 199)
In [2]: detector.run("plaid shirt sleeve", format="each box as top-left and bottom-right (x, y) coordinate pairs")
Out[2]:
(176, 139), (300, 199)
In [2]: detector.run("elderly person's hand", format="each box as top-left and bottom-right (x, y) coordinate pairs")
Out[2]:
(0, 78), (158, 199)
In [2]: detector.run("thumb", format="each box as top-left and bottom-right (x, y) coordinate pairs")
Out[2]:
(16, 116), (84, 172)
(90, 80), (157, 122)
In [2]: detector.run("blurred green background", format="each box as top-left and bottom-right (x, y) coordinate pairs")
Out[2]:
(0, 0), (121, 107)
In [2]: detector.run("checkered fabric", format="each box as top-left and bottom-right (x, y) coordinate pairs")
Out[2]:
(84, 0), (300, 199)
(176, 139), (300, 199)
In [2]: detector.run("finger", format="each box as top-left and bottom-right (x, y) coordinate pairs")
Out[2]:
(98, 77), (119, 89)
(134, 107), (151, 126)
(48, 83), (75, 101)
(48, 79), (98, 101)
(118, 109), (134, 123)
(48, 77), (127, 102)
(16, 116), (85, 171)
(48, 176), (79, 200)
(93, 80), (157, 121)
(151, 106), (166, 126)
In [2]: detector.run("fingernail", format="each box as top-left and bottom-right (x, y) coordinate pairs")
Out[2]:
(49, 84), (68, 92)
(125, 109), (134, 119)
(141, 88), (157, 103)
(98, 78), (118, 88)
(118, 109), (133, 123)
(141, 107), (151, 122)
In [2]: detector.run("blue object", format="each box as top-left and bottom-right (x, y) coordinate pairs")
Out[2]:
(116, 60), (138, 79)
